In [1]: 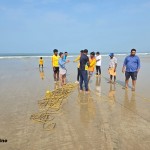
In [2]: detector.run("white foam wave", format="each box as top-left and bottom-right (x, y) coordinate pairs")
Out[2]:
(0, 53), (149, 59)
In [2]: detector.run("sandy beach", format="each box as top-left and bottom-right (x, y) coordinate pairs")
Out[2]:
(0, 55), (150, 150)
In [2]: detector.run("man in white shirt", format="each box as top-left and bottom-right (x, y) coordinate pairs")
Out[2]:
(108, 53), (117, 84)
(96, 52), (102, 76)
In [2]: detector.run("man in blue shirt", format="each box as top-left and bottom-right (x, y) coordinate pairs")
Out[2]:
(79, 49), (89, 93)
(122, 49), (140, 91)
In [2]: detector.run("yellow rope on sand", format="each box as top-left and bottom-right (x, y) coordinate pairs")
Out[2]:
(30, 83), (77, 131)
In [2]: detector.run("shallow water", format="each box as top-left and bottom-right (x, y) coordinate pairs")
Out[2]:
(0, 56), (150, 150)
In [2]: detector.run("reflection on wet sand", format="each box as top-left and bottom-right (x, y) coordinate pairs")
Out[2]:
(122, 90), (137, 120)
(39, 68), (44, 80)
(108, 83), (116, 106)
(95, 76), (101, 96)
(54, 82), (60, 90)
(124, 91), (136, 112)
(77, 92), (96, 126)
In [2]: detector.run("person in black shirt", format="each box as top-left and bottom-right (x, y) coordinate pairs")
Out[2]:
(79, 49), (89, 93)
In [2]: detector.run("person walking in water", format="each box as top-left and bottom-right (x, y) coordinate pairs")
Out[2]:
(79, 49), (89, 93)
(95, 52), (102, 76)
(122, 49), (140, 91)
(108, 53), (117, 84)
(52, 49), (59, 83)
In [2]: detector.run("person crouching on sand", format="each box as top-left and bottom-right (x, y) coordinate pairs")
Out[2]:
(88, 52), (96, 82)
(108, 53), (117, 84)
(59, 52), (70, 86)
(39, 57), (44, 69)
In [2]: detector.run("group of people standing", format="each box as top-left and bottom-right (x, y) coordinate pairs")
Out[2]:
(39, 48), (140, 92)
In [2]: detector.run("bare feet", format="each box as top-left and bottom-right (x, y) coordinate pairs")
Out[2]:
(75, 81), (79, 84)
(132, 87), (135, 91)
(107, 81), (112, 83)
(80, 90), (83, 93)
(85, 91), (90, 94)
(122, 86), (128, 90)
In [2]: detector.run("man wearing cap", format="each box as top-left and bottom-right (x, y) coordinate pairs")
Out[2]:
(122, 49), (140, 91)
(52, 49), (59, 82)
(108, 53), (117, 84)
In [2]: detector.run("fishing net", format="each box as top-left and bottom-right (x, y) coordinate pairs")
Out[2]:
(30, 83), (77, 131)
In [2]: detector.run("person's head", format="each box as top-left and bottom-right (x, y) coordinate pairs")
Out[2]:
(130, 49), (136, 56)
(59, 52), (64, 58)
(80, 50), (84, 54)
(64, 52), (68, 56)
(90, 52), (95, 58)
(40, 57), (42, 59)
(83, 49), (88, 55)
(109, 53), (114, 59)
(96, 52), (100, 56)
(53, 49), (58, 55)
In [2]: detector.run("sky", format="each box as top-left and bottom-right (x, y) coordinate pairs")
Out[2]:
(0, 0), (150, 53)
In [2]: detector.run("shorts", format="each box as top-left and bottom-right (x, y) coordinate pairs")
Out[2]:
(89, 71), (93, 77)
(125, 71), (137, 80)
(53, 67), (59, 73)
(59, 68), (67, 75)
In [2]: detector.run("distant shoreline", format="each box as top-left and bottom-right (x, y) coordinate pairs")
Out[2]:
(0, 52), (149, 59)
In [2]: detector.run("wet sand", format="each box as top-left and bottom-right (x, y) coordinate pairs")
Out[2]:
(0, 55), (150, 150)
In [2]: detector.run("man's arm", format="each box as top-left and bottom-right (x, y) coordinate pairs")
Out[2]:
(73, 56), (80, 62)
(114, 63), (117, 72)
(114, 58), (117, 72)
(87, 57), (90, 67)
(122, 57), (127, 73)
(137, 57), (141, 73)
(90, 59), (96, 67)
(52, 56), (54, 67)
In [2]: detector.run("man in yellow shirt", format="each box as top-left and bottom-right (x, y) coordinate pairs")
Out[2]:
(88, 52), (96, 82)
(52, 49), (59, 82)
(39, 57), (44, 68)
(73, 50), (84, 84)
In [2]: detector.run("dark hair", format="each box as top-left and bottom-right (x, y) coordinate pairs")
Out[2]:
(84, 49), (88, 53)
(53, 49), (58, 53)
(131, 49), (136, 52)
(80, 50), (84, 53)
(40, 57), (42, 59)
(90, 52), (95, 56)
(59, 52), (63, 57)
(64, 52), (68, 54)
(96, 52), (100, 55)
